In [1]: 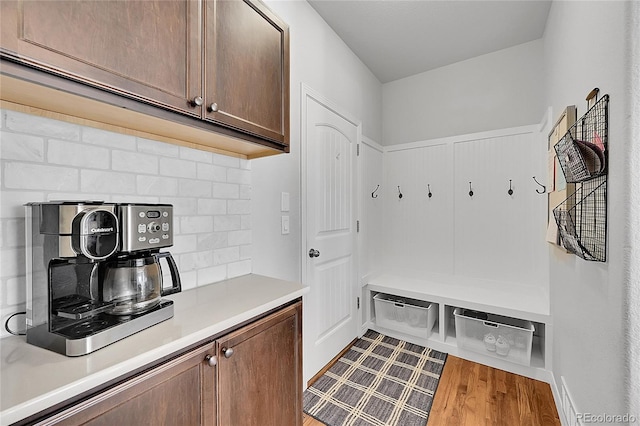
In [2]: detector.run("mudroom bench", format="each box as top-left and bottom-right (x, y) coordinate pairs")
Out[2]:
(363, 273), (552, 382)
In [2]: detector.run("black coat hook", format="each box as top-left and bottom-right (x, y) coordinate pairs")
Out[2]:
(468, 182), (474, 197)
(371, 185), (380, 198)
(532, 176), (546, 194)
(508, 179), (514, 196)
(398, 186), (403, 199)
(427, 184), (432, 198)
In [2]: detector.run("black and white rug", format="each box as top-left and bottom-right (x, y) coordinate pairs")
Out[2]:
(303, 330), (447, 426)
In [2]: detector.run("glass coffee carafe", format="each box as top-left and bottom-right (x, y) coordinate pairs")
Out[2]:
(101, 252), (181, 315)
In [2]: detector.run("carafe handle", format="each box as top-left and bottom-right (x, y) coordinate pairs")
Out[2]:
(155, 252), (182, 296)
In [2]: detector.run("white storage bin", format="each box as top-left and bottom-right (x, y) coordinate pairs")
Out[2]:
(454, 308), (535, 366)
(374, 293), (437, 339)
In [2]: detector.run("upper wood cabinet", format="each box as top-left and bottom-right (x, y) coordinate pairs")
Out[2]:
(205, 0), (289, 145)
(0, 0), (290, 154)
(0, 0), (202, 117)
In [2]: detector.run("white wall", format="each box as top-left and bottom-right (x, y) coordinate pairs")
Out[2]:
(543, 0), (633, 418)
(252, 0), (382, 283)
(0, 109), (253, 338)
(382, 40), (544, 145)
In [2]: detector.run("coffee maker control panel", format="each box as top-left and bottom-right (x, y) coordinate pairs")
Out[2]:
(119, 204), (173, 252)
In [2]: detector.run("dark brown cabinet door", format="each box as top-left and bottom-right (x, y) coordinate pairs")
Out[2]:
(0, 0), (202, 116)
(205, 0), (290, 147)
(217, 302), (302, 426)
(38, 343), (217, 426)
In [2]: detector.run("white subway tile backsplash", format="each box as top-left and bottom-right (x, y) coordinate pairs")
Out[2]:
(5, 110), (80, 141)
(228, 230), (251, 246)
(228, 260), (251, 278)
(83, 170), (136, 194)
(0, 132), (45, 162)
(48, 140), (110, 169)
(227, 199), (251, 215)
(213, 182), (239, 199)
(0, 108), (252, 320)
(197, 265), (227, 286)
(159, 157), (197, 179)
(239, 185), (252, 200)
(197, 163), (227, 182)
(198, 199), (226, 215)
(2, 218), (25, 248)
(214, 246), (240, 265)
(180, 146), (212, 163)
(113, 151), (158, 175)
(214, 215), (241, 232)
(197, 232), (228, 251)
(137, 175), (178, 196)
(137, 137), (179, 157)
(213, 154), (240, 168)
(227, 168), (251, 185)
(0, 191), (45, 219)
(5, 163), (78, 191)
(180, 216), (214, 234)
(178, 179), (212, 198)
(82, 127), (136, 151)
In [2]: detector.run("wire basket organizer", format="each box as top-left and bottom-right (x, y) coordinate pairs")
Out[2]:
(553, 176), (607, 261)
(554, 95), (609, 183)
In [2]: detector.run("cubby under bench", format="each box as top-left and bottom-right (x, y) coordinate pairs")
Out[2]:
(364, 274), (552, 382)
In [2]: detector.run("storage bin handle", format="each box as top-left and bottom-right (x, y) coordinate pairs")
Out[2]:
(483, 321), (499, 328)
(394, 301), (405, 308)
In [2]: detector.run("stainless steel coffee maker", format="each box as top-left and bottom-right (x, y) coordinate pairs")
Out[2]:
(25, 201), (181, 356)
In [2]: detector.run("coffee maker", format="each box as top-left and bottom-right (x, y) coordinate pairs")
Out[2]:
(25, 201), (181, 356)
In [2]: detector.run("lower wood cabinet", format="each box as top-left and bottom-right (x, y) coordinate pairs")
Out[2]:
(29, 300), (302, 426)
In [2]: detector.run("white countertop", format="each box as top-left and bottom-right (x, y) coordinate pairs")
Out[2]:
(0, 274), (308, 425)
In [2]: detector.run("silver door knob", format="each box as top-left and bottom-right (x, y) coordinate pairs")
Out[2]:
(222, 347), (234, 358)
(190, 96), (203, 107)
(208, 102), (219, 112)
(309, 248), (320, 258)
(205, 354), (217, 367)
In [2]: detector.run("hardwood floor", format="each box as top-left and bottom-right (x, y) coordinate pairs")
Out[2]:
(303, 355), (560, 426)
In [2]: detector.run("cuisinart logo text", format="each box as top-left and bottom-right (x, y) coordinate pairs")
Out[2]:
(90, 227), (114, 233)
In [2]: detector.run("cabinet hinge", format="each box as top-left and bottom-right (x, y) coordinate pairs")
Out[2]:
(357, 297), (360, 309)
(357, 144), (360, 156)
(356, 220), (360, 233)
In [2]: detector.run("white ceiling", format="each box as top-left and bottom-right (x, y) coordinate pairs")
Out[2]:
(307, 0), (552, 83)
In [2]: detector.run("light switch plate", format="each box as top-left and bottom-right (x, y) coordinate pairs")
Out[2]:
(281, 192), (290, 212)
(281, 215), (290, 235)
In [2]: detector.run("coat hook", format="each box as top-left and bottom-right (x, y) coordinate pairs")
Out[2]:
(398, 186), (403, 199)
(508, 179), (514, 196)
(532, 176), (546, 194)
(371, 185), (380, 198)
(427, 184), (432, 198)
(468, 182), (474, 197)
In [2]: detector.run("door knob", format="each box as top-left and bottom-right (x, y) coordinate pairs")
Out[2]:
(309, 248), (320, 258)
(221, 347), (234, 358)
(208, 102), (219, 113)
(190, 96), (203, 107)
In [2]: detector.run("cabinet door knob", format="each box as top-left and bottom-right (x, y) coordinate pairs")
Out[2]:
(205, 354), (217, 367)
(208, 102), (219, 113)
(190, 96), (203, 107)
(221, 347), (234, 358)
(309, 248), (320, 258)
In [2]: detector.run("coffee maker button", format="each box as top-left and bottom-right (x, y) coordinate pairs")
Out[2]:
(139, 211), (146, 218)
(162, 234), (169, 239)
(149, 238), (160, 244)
(138, 224), (146, 233)
(162, 211), (169, 218)
(162, 223), (169, 232)
(138, 236), (147, 242)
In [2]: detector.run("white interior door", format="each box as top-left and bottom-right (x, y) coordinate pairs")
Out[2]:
(303, 88), (359, 384)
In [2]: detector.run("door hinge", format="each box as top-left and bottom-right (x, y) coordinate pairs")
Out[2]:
(357, 143), (360, 156)
(357, 297), (360, 309)
(356, 220), (360, 232)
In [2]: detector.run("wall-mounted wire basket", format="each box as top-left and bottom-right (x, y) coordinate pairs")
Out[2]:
(554, 95), (608, 183)
(553, 176), (607, 262)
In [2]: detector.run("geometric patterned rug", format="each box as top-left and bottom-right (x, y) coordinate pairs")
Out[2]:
(303, 330), (447, 426)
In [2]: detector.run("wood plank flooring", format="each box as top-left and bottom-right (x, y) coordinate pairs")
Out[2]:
(303, 355), (560, 426)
